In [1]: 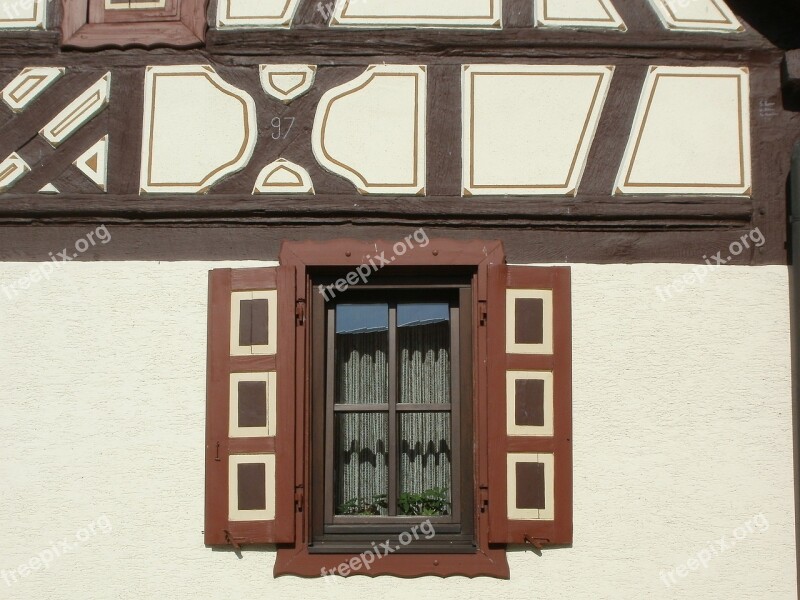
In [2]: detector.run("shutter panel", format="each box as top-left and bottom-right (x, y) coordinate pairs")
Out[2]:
(487, 265), (572, 546)
(205, 267), (296, 546)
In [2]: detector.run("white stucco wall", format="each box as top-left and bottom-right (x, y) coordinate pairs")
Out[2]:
(0, 261), (795, 599)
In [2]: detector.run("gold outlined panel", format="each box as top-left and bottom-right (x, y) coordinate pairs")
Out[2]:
(647, 0), (743, 32)
(140, 65), (257, 194)
(216, 0), (300, 27)
(615, 66), (751, 196)
(1, 67), (65, 113)
(312, 64), (426, 196)
(331, 0), (501, 29)
(462, 64), (613, 196)
(535, 0), (626, 31)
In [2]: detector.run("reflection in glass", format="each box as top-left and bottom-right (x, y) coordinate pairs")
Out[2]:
(399, 303), (450, 404)
(335, 304), (389, 405)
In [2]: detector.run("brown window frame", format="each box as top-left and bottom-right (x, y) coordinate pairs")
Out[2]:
(274, 239), (510, 578)
(309, 275), (475, 554)
(61, 0), (207, 48)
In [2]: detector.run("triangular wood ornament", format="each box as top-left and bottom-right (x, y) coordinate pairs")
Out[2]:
(74, 135), (109, 192)
(38, 183), (60, 194)
(253, 158), (314, 194)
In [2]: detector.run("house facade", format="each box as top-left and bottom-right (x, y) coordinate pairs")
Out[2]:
(0, 0), (798, 598)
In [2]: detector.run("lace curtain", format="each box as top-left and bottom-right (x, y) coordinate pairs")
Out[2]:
(334, 319), (452, 515)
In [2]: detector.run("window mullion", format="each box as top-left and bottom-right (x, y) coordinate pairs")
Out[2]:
(387, 304), (398, 517)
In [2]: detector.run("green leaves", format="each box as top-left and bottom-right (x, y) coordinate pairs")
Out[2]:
(337, 488), (450, 516)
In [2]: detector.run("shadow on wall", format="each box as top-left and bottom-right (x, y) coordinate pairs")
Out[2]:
(726, 0), (800, 49)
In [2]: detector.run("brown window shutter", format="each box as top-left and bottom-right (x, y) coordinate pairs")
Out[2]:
(205, 267), (296, 546)
(486, 265), (572, 546)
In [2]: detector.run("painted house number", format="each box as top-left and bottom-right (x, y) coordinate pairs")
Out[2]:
(270, 117), (296, 140)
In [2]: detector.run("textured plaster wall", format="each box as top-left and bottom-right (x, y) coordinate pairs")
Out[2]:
(0, 261), (795, 599)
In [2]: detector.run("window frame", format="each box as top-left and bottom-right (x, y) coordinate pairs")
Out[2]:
(61, 0), (207, 48)
(309, 276), (475, 553)
(274, 239), (510, 578)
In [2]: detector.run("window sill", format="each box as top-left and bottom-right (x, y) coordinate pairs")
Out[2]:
(274, 545), (510, 578)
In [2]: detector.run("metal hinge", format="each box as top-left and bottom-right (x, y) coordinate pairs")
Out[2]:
(295, 486), (304, 513)
(479, 483), (489, 513)
(478, 301), (488, 326)
(295, 299), (306, 326)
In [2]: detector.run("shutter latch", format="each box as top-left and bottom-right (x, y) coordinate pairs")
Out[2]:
(523, 536), (549, 550)
(295, 300), (306, 326)
(478, 301), (488, 326)
(224, 530), (243, 550)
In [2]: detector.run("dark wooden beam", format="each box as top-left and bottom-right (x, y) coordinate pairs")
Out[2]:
(0, 194), (753, 229)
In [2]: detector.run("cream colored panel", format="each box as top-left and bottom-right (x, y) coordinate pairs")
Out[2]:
(535, 0), (626, 30)
(507, 371), (554, 437)
(217, 0), (300, 27)
(228, 454), (275, 521)
(313, 64), (426, 195)
(40, 73), (111, 148)
(0, 0), (46, 29)
(506, 289), (554, 355)
(331, 0), (501, 28)
(507, 453), (555, 520)
(463, 64), (613, 196)
(140, 65), (257, 194)
(647, 0), (743, 32)
(615, 66), (750, 196)
(0, 152), (30, 192)
(259, 65), (316, 104)
(229, 372), (277, 438)
(106, 0), (166, 9)
(37, 183), (59, 194)
(253, 158), (314, 195)
(1, 67), (65, 113)
(74, 135), (109, 192)
(230, 290), (278, 356)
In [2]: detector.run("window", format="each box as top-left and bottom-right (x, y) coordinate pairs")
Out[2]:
(310, 277), (474, 552)
(61, 0), (207, 48)
(204, 239), (573, 579)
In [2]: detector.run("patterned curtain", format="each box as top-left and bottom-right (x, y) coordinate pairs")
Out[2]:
(335, 320), (452, 515)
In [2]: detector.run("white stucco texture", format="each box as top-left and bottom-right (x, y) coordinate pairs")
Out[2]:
(0, 261), (794, 599)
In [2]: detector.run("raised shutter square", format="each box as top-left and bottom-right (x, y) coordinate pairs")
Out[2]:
(507, 371), (554, 436)
(230, 290), (277, 356)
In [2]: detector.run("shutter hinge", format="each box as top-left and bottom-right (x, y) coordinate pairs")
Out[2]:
(479, 483), (489, 513)
(524, 536), (550, 550)
(295, 299), (306, 326)
(295, 486), (304, 513)
(478, 301), (488, 326)
(224, 530), (243, 550)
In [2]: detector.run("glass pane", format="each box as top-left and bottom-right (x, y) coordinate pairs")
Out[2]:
(399, 412), (452, 515)
(335, 304), (389, 405)
(335, 412), (389, 516)
(398, 303), (450, 404)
